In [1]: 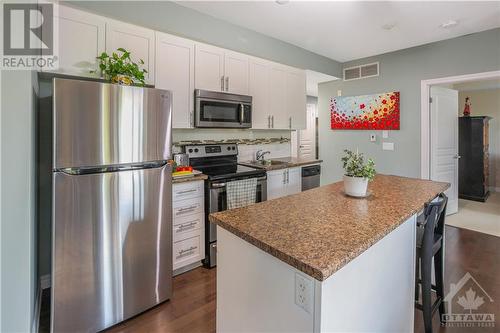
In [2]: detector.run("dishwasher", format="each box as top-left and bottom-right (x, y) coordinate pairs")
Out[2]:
(301, 164), (321, 191)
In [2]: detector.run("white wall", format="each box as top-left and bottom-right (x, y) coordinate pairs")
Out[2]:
(457, 89), (500, 189)
(0, 70), (37, 332)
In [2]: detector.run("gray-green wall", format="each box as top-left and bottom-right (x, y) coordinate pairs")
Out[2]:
(1, 70), (37, 332)
(67, 1), (341, 77)
(318, 28), (500, 185)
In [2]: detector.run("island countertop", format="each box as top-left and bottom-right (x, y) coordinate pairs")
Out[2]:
(209, 174), (449, 281)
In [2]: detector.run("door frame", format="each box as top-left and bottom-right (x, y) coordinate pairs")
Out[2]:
(420, 70), (500, 179)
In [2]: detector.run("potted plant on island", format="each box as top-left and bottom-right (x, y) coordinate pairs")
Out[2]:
(92, 48), (147, 86)
(341, 149), (376, 197)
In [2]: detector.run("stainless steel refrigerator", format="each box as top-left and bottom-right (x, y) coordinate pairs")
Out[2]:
(49, 78), (173, 332)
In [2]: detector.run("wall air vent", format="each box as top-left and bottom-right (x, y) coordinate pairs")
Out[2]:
(343, 62), (379, 81)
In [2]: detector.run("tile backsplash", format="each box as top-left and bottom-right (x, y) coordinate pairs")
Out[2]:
(172, 129), (292, 161)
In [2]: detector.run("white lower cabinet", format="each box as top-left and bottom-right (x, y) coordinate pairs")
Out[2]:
(172, 180), (205, 274)
(267, 167), (302, 200)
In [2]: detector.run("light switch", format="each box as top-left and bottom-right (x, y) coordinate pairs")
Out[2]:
(383, 142), (395, 151)
(337, 90), (342, 97)
(382, 130), (389, 139)
(370, 134), (376, 142)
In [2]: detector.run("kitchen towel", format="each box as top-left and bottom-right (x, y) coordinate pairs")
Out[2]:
(226, 178), (258, 209)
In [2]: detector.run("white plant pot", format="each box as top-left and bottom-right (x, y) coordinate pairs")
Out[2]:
(343, 175), (369, 197)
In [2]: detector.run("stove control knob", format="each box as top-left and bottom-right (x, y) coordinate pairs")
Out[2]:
(232, 147), (236, 150)
(227, 147), (231, 151)
(188, 149), (193, 153)
(194, 148), (199, 153)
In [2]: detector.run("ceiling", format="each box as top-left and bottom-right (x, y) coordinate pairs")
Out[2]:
(178, 1), (500, 62)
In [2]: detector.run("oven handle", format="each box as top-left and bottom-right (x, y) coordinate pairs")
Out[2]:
(210, 176), (267, 189)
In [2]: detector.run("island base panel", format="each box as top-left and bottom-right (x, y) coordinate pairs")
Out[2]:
(217, 215), (416, 332)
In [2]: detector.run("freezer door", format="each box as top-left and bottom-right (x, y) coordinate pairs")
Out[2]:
(53, 78), (172, 169)
(52, 164), (172, 333)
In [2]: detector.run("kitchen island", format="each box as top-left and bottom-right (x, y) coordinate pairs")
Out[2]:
(209, 174), (449, 333)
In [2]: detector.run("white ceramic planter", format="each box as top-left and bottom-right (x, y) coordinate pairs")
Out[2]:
(343, 175), (369, 197)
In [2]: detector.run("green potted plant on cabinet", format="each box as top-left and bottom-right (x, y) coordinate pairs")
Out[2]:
(93, 48), (147, 86)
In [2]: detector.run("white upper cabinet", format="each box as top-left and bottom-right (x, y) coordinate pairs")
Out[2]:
(195, 43), (225, 92)
(47, 5), (105, 76)
(155, 32), (195, 129)
(286, 68), (307, 130)
(223, 51), (249, 95)
(249, 57), (270, 129)
(105, 19), (155, 84)
(195, 43), (249, 94)
(268, 64), (288, 129)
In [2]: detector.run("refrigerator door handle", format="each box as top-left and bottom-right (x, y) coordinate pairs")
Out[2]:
(56, 161), (168, 175)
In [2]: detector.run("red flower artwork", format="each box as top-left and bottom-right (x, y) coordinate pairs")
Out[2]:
(330, 91), (400, 130)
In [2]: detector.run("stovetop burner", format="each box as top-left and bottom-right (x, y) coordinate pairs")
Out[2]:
(184, 143), (265, 181)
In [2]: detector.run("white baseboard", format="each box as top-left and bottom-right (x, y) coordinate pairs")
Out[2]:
(40, 274), (51, 290)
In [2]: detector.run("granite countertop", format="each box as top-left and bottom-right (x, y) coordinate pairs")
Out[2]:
(239, 157), (322, 171)
(209, 174), (449, 281)
(172, 173), (208, 184)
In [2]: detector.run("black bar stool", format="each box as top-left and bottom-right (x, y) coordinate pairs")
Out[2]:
(415, 193), (448, 333)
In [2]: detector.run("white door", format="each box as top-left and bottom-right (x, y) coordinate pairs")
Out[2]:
(286, 69), (307, 130)
(195, 43), (225, 92)
(268, 64), (287, 129)
(106, 19), (155, 84)
(286, 167), (302, 196)
(224, 51), (249, 95)
(299, 104), (317, 160)
(249, 58), (270, 129)
(46, 5), (105, 76)
(430, 86), (459, 214)
(155, 32), (195, 128)
(267, 169), (287, 200)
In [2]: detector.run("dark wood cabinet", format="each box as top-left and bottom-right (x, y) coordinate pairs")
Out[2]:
(458, 116), (491, 202)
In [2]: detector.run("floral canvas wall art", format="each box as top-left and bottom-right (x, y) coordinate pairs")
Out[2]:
(330, 91), (400, 130)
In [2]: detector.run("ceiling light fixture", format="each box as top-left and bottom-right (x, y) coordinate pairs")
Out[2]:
(275, 0), (290, 5)
(440, 20), (459, 29)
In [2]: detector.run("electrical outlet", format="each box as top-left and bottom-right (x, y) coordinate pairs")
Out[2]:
(295, 273), (313, 313)
(370, 133), (376, 142)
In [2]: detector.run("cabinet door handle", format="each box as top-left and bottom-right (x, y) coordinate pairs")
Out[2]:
(271, 115), (274, 128)
(221, 76), (224, 91)
(225, 77), (229, 92)
(282, 170), (286, 185)
(177, 220), (198, 232)
(286, 169), (289, 184)
(268, 115), (271, 128)
(289, 117), (292, 129)
(177, 189), (196, 195)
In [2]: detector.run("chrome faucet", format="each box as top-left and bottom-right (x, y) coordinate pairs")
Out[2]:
(255, 149), (271, 161)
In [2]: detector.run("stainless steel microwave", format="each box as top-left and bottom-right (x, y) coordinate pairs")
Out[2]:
(194, 89), (252, 128)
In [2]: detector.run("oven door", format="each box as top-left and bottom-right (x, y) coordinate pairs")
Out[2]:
(195, 98), (251, 128)
(208, 176), (266, 242)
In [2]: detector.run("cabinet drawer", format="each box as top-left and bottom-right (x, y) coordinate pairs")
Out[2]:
(173, 213), (204, 240)
(173, 231), (204, 270)
(173, 181), (204, 202)
(173, 197), (204, 218)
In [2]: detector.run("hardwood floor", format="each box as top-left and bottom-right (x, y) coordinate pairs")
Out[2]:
(41, 226), (498, 333)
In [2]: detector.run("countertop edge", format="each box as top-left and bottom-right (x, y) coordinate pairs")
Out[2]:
(239, 159), (323, 171)
(209, 177), (449, 281)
